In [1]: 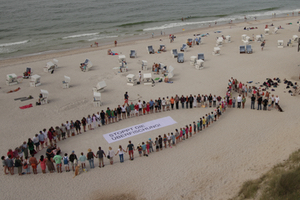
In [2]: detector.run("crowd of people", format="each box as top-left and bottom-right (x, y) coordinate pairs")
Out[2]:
(226, 77), (281, 111)
(2, 77), (282, 175)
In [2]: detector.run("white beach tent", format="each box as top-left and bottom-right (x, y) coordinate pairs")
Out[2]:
(93, 92), (101, 107)
(164, 66), (174, 78)
(93, 81), (107, 92)
(195, 60), (204, 70)
(118, 55), (126, 63)
(256, 35), (262, 42)
(213, 47), (220, 55)
(126, 74), (137, 86)
(6, 73), (18, 86)
(226, 35), (231, 43)
(241, 34), (247, 41)
(190, 56), (197, 66)
(293, 35), (298, 42)
(265, 29), (270, 35)
(141, 60), (148, 70)
(278, 40), (284, 48)
(30, 74), (41, 87)
(216, 37), (223, 46)
(171, 49), (178, 58)
(40, 89), (49, 104)
(62, 76), (71, 89)
(143, 73), (152, 86)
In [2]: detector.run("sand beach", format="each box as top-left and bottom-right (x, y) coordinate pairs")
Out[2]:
(1, 16), (300, 200)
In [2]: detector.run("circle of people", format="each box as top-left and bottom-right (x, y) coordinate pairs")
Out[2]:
(2, 77), (281, 175)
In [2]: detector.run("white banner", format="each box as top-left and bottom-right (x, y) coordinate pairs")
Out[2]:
(103, 116), (177, 143)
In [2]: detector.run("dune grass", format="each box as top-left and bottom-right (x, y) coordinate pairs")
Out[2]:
(231, 149), (300, 200)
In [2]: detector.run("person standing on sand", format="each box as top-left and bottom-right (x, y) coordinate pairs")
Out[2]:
(39, 155), (46, 174)
(189, 94), (193, 109)
(275, 95), (280, 109)
(38, 131), (45, 149)
(261, 40), (266, 50)
(29, 155), (38, 174)
(175, 95), (179, 109)
(257, 95), (262, 110)
(78, 152), (87, 169)
(53, 154), (62, 173)
(127, 141), (135, 160)
(115, 145), (126, 163)
(158, 135), (163, 150)
(2, 156), (8, 175)
(237, 95), (242, 108)
(87, 149), (96, 169)
(114, 40), (117, 47)
(32, 134), (40, 153)
(69, 151), (77, 171)
(170, 96), (174, 110)
(251, 94), (256, 109)
(97, 147), (106, 168)
(148, 138), (154, 153)
(107, 147), (115, 165)
(124, 92), (129, 104)
(242, 95), (246, 108)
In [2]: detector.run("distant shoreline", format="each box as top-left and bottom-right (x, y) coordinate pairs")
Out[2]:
(0, 15), (298, 68)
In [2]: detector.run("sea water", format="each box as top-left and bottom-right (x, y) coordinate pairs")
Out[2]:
(0, 0), (299, 59)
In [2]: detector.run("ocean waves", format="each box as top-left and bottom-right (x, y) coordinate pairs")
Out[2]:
(143, 7), (300, 31)
(0, 40), (30, 47)
(118, 21), (159, 28)
(87, 35), (118, 42)
(62, 33), (99, 39)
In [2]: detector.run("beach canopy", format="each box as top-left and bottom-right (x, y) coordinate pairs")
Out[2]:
(177, 53), (184, 63)
(240, 46), (245, 53)
(130, 50), (136, 58)
(171, 49), (178, 58)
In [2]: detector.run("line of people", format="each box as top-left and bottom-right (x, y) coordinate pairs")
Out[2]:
(2, 91), (229, 175)
(2, 104), (226, 175)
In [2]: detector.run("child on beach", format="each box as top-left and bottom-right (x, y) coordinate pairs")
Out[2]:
(171, 132), (175, 146)
(200, 118), (203, 131)
(175, 129), (180, 143)
(182, 127), (186, 140)
(185, 125), (189, 139)
(206, 114), (210, 127)
(148, 138), (154, 153)
(137, 144), (142, 157)
(193, 122), (196, 134)
(155, 138), (159, 152)
(202, 117), (206, 130)
(163, 134), (167, 148)
(211, 112), (214, 123)
(1, 156), (8, 175)
(167, 133), (171, 147)
(158, 135), (163, 150)
(63, 153), (70, 172)
(141, 142), (148, 156)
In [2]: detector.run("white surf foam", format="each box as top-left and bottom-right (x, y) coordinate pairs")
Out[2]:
(63, 32), (99, 39)
(87, 35), (118, 41)
(0, 40), (29, 47)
